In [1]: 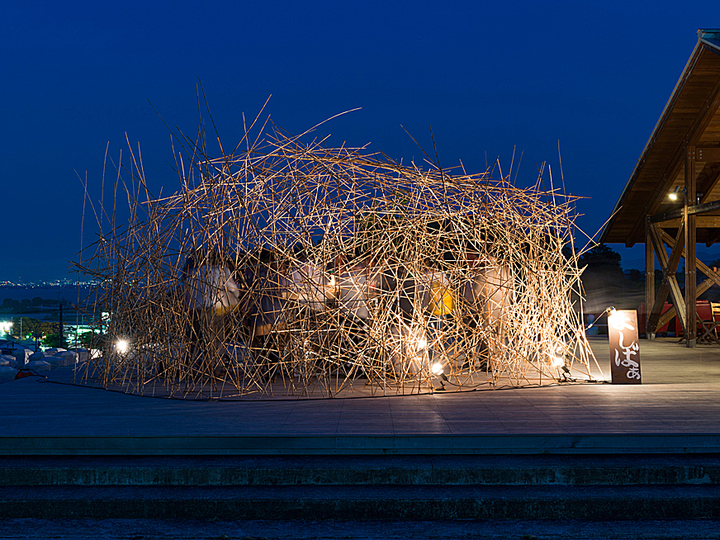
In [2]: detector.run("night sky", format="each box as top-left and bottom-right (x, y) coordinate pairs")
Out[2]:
(2, 1), (719, 282)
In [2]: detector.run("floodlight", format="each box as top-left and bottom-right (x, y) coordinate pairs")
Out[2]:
(433, 363), (450, 391)
(668, 186), (683, 202)
(116, 339), (129, 354)
(585, 306), (617, 332)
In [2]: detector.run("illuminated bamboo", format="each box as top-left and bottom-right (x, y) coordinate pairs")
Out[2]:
(76, 114), (600, 398)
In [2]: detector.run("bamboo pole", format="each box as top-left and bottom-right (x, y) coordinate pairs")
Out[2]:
(76, 114), (598, 399)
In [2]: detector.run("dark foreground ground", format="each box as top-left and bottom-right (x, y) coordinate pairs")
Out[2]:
(2, 337), (720, 539)
(2, 518), (720, 540)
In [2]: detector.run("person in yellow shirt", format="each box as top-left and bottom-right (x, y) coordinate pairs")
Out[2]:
(429, 271), (454, 317)
(421, 263), (454, 366)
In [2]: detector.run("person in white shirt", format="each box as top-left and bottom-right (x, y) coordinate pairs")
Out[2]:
(183, 249), (241, 372)
(290, 243), (333, 313)
(338, 246), (380, 325)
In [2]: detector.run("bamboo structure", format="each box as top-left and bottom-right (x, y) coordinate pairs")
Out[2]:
(76, 115), (599, 399)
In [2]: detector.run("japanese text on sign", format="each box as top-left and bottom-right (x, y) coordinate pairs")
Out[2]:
(608, 309), (641, 384)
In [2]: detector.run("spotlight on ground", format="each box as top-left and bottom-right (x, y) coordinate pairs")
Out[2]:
(116, 339), (129, 354)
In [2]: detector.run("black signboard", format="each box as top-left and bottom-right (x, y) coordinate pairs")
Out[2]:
(608, 309), (641, 384)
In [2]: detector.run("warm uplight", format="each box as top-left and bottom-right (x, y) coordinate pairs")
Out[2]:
(116, 339), (129, 354)
(607, 309), (626, 330)
(550, 342), (565, 368)
(431, 362), (444, 375)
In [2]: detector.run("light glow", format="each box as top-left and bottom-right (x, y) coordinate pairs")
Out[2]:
(551, 342), (565, 368)
(116, 339), (129, 354)
(608, 310), (626, 330)
(431, 362), (443, 375)
(417, 336), (427, 351)
(668, 191), (678, 201)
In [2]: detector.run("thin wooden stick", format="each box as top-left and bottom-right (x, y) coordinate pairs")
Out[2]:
(76, 111), (599, 399)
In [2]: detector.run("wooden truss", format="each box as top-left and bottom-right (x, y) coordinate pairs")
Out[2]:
(645, 146), (720, 346)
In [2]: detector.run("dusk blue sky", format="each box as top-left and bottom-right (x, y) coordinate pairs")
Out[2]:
(2, 1), (719, 282)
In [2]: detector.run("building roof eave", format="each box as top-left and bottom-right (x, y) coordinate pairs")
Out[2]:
(598, 32), (715, 245)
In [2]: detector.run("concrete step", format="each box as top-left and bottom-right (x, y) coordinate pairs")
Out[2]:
(2, 484), (720, 520)
(5, 433), (720, 456)
(1, 455), (719, 487)
(5, 517), (720, 540)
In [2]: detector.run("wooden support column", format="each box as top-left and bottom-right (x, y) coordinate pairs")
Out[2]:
(685, 145), (697, 348)
(647, 222), (686, 335)
(645, 217), (656, 339)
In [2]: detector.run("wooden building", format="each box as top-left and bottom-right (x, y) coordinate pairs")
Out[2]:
(600, 29), (720, 347)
